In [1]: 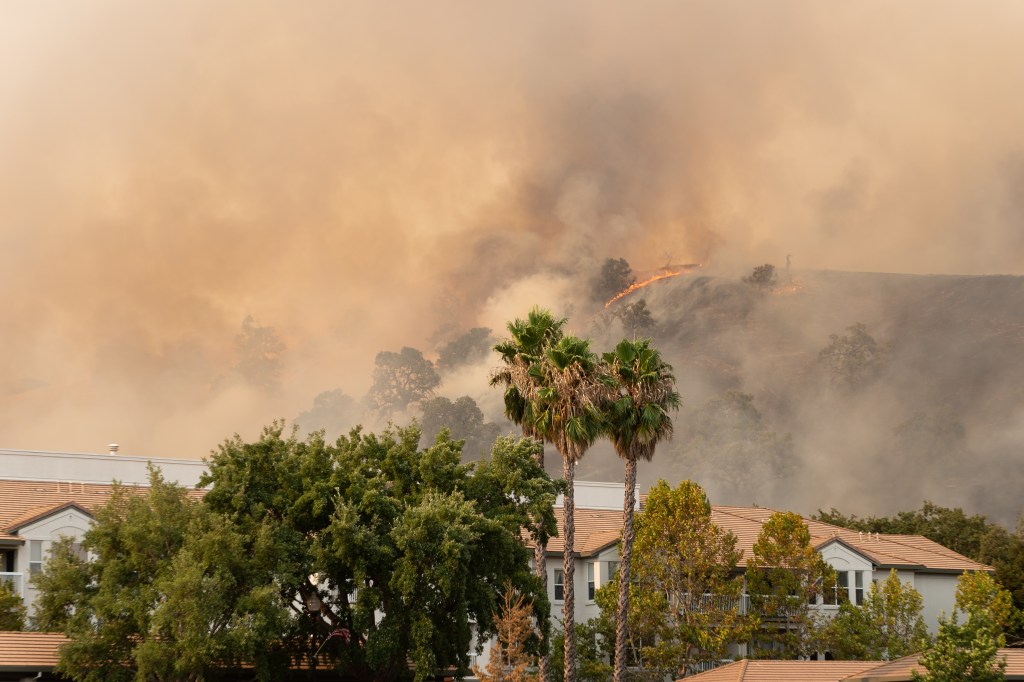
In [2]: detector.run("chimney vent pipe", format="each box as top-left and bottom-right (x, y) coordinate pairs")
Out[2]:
(108, 443), (119, 455)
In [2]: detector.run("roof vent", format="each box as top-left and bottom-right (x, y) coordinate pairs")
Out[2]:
(108, 443), (119, 455)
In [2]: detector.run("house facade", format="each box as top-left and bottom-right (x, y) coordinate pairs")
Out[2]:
(0, 448), (206, 619)
(539, 483), (990, 639)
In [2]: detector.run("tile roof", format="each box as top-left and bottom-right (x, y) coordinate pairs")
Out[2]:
(683, 659), (884, 682)
(0, 479), (203, 542)
(531, 503), (988, 572)
(841, 649), (1024, 681)
(0, 631), (65, 668)
(543, 507), (624, 556)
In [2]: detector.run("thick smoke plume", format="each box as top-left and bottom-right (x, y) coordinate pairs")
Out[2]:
(2, 2), (1024, 519)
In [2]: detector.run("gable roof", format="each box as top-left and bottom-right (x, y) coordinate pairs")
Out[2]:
(683, 659), (884, 682)
(533, 503), (988, 573)
(5, 501), (94, 534)
(0, 479), (203, 543)
(840, 649), (1024, 681)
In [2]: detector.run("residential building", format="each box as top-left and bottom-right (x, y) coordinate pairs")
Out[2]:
(0, 448), (206, 618)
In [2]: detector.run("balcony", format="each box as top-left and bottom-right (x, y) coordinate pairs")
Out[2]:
(0, 572), (23, 597)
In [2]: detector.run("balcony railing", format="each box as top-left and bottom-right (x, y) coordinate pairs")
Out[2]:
(0, 572), (24, 597)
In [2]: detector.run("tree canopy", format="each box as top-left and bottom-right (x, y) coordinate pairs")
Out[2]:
(418, 395), (503, 460)
(591, 258), (635, 303)
(367, 347), (441, 415)
(746, 511), (836, 659)
(0, 578), (25, 631)
(621, 480), (754, 677)
(33, 467), (293, 682)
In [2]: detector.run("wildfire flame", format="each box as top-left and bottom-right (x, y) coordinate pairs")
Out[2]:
(605, 264), (700, 308)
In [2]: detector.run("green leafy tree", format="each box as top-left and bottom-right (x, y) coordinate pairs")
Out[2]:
(550, 618), (614, 682)
(618, 480), (755, 678)
(438, 327), (494, 373)
(592, 258), (636, 303)
(683, 392), (796, 503)
(601, 340), (680, 682)
(912, 610), (1006, 682)
(746, 511), (836, 659)
(201, 422), (559, 682)
(418, 395), (503, 460)
(33, 467), (292, 682)
(367, 346), (441, 415)
(822, 569), (930, 660)
(0, 579), (25, 631)
(533, 334), (606, 682)
(818, 322), (888, 388)
(491, 306), (568, 682)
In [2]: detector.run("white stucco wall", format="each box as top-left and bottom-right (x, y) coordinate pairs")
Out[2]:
(16, 507), (94, 618)
(914, 572), (960, 634)
(0, 449), (207, 487)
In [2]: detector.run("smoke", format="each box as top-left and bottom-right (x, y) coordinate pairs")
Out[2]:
(2, 0), (1024, 510)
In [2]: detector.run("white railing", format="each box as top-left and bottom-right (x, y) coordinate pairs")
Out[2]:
(0, 572), (24, 597)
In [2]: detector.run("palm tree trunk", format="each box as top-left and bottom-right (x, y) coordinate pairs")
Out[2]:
(614, 456), (637, 682)
(562, 454), (576, 682)
(524, 430), (551, 682)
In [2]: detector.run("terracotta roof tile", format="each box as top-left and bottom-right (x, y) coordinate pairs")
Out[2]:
(841, 649), (1024, 681)
(0, 631), (66, 668)
(0, 479), (204, 541)
(684, 660), (883, 682)
(530, 503), (988, 573)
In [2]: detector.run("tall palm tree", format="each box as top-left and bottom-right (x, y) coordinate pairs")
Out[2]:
(602, 338), (680, 682)
(491, 306), (566, 682)
(534, 335), (605, 682)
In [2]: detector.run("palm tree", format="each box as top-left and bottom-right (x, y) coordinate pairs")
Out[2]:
(491, 306), (566, 682)
(602, 338), (680, 682)
(534, 335), (605, 682)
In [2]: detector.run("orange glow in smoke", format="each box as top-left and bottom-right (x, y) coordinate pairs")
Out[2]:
(605, 264), (700, 308)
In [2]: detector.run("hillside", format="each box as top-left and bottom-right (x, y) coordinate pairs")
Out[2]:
(577, 270), (1024, 523)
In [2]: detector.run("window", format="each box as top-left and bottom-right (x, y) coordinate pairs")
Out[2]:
(837, 571), (850, 603)
(855, 572), (864, 606)
(587, 562), (595, 600)
(608, 561), (619, 581)
(554, 569), (564, 601)
(29, 540), (43, 575)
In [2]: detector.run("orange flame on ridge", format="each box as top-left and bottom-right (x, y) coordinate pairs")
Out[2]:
(604, 264), (700, 308)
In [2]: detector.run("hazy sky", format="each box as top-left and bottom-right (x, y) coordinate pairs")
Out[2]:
(2, 1), (1023, 457)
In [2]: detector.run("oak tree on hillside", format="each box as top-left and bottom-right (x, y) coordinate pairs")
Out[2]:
(591, 258), (636, 304)
(367, 346), (441, 415)
(418, 395), (503, 460)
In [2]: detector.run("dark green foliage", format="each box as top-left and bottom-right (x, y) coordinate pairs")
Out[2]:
(616, 299), (656, 337)
(743, 264), (777, 288)
(33, 467), (293, 682)
(681, 392), (795, 504)
(201, 422), (558, 682)
(367, 347), (441, 415)
(437, 328), (493, 373)
(0, 578), (25, 631)
(234, 315), (286, 390)
(418, 395), (503, 460)
(592, 258), (636, 303)
(295, 388), (357, 438)
(818, 322), (888, 388)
